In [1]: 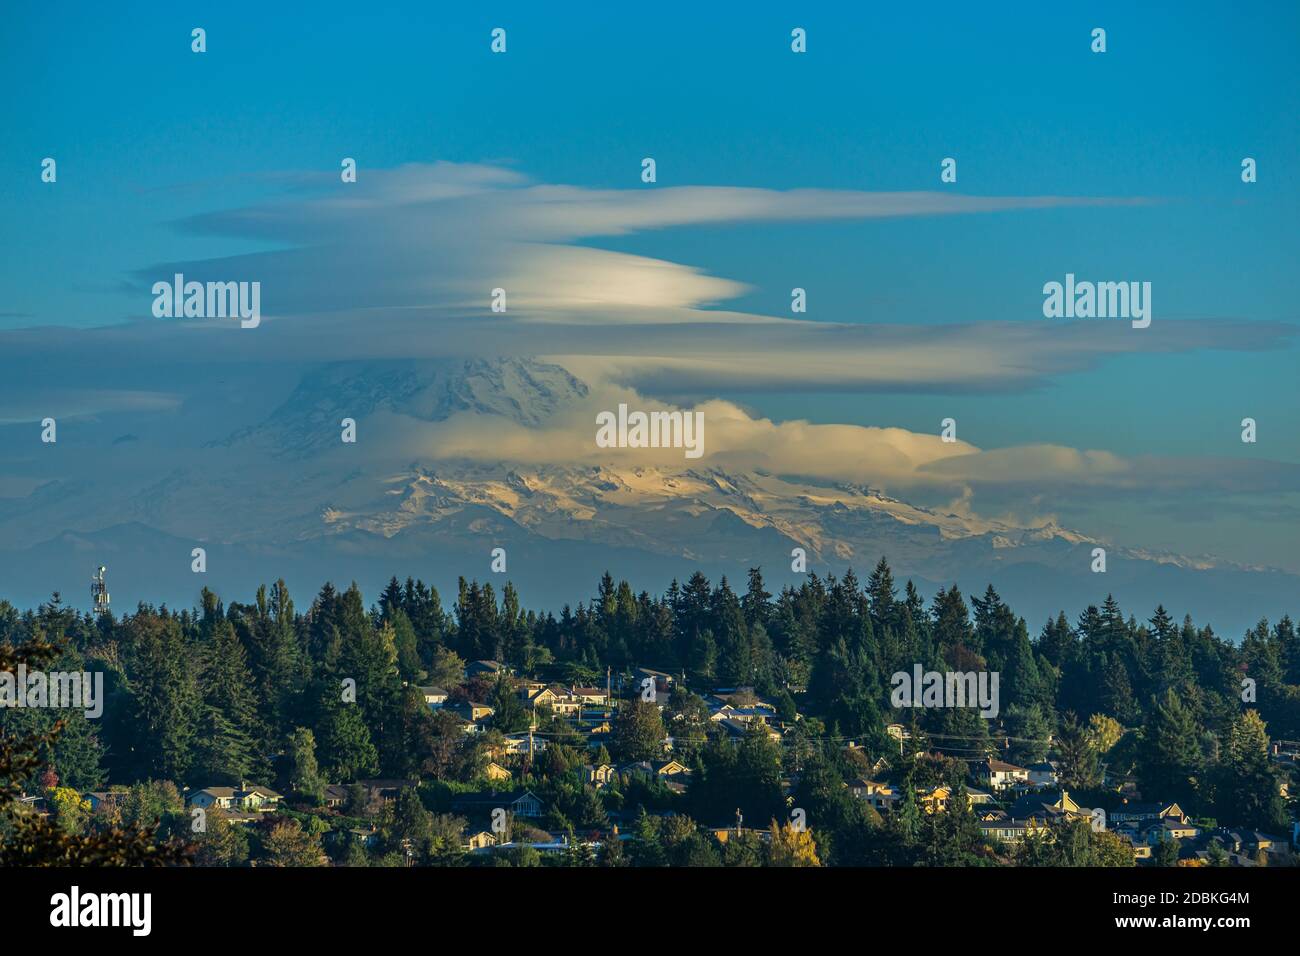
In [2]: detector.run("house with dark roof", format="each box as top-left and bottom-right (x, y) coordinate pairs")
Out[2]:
(1007, 790), (1090, 822)
(1026, 761), (1059, 788)
(83, 790), (125, 813)
(1140, 818), (1200, 845)
(454, 701), (496, 723)
(979, 818), (1047, 847)
(466, 660), (509, 679)
(1110, 800), (1186, 825)
(716, 717), (781, 742)
(570, 686), (609, 706)
(321, 784), (350, 808)
(452, 788), (544, 819)
(633, 667), (676, 696)
(355, 779), (418, 806)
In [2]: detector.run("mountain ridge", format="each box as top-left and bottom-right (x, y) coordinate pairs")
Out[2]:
(0, 357), (1294, 635)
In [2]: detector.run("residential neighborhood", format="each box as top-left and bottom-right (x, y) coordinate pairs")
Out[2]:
(3, 565), (1298, 869)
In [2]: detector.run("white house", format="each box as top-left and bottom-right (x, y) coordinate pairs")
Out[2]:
(976, 758), (1030, 790)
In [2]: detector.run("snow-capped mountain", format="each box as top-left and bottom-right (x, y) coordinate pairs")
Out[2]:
(210, 357), (589, 457)
(0, 357), (1294, 635)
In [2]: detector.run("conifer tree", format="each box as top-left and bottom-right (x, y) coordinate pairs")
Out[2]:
(286, 727), (325, 804)
(1139, 688), (1205, 804)
(124, 610), (201, 782)
(1217, 710), (1287, 831)
(193, 618), (263, 785)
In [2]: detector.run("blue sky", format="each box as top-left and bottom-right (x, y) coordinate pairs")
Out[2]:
(1, 1), (1298, 576)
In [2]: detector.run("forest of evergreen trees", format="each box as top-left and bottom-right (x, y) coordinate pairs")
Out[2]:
(1, 557), (1297, 867)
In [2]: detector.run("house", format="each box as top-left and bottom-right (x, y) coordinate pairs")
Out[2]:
(356, 779), (418, 806)
(917, 785), (952, 814)
(586, 763), (616, 788)
(654, 759), (690, 778)
(465, 829), (498, 850)
(502, 733), (547, 755)
(445, 712), (480, 736)
(570, 686), (609, 707)
(453, 789), (544, 818)
(1143, 819), (1200, 845)
(321, 784), (350, 809)
(239, 785), (283, 811)
(1110, 800), (1187, 825)
(1214, 829), (1283, 857)
(634, 667), (676, 696)
(1190, 832), (1289, 868)
(979, 818), (1045, 847)
(975, 758), (1031, 790)
(472, 831), (590, 855)
(706, 690), (777, 713)
(485, 762), (513, 782)
(455, 701), (496, 723)
(845, 778), (871, 798)
(966, 787), (996, 807)
(347, 827), (381, 849)
(731, 706), (777, 724)
(716, 717), (781, 742)
(523, 686), (581, 716)
(620, 758), (690, 783)
(1122, 835), (1153, 861)
(708, 705), (774, 726)
(847, 779), (900, 812)
(83, 791), (124, 814)
(188, 783), (283, 813)
(1007, 790), (1091, 823)
(189, 787), (240, 811)
(414, 685), (449, 709)
(1026, 761), (1059, 788)
(466, 660), (509, 680)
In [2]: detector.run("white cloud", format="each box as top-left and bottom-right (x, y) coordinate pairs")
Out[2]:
(1, 161), (1295, 544)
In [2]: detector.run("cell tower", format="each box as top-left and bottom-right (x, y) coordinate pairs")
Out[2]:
(91, 565), (110, 616)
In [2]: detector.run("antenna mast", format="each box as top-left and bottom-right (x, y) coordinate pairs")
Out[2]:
(91, 566), (110, 617)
